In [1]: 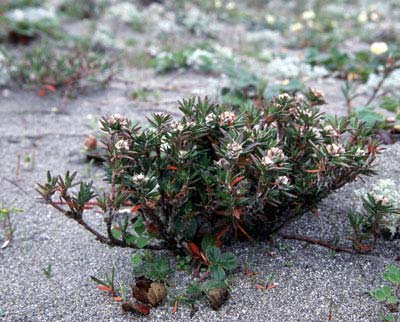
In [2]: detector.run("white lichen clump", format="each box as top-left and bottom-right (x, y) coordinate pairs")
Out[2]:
(266, 56), (329, 80)
(6, 7), (57, 23)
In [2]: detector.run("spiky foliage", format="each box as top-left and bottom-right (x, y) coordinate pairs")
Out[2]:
(37, 94), (379, 251)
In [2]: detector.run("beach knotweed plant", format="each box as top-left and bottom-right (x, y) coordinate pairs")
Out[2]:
(37, 94), (379, 255)
(349, 180), (400, 248)
(11, 41), (117, 96)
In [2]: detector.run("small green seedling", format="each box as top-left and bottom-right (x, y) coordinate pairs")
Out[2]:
(43, 263), (52, 278)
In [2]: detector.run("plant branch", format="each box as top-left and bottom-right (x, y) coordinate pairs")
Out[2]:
(280, 233), (358, 254)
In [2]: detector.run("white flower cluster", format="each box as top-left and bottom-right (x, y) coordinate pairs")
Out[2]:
(109, 113), (128, 126)
(226, 141), (243, 159)
(323, 125), (339, 137)
(115, 139), (129, 152)
(261, 147), (286, 166)
(355, 179), (400, 236)
(276, 176), (290, 186)
(326, 143), (345, 156)
(99, 114), (128, 132)
(132, 173), (149, 184)
(205, 113), (216, 124)
(219, 111), (236, 125)
(6, 7), (57, 23)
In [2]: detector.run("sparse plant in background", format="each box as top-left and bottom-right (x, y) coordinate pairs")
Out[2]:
(10, 40), (117, 97)
(58, 0), (109, 19)
(152, 44), (234, 73)
(42, 263), (52, 278)
(0, 5), (62, 43)
(0, 204), (23, 249)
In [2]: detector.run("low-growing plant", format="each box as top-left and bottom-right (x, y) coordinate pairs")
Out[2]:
(0, 6), (62, 43)
(37, 94), (379, 255)
(152, 44), (234, 74)
(371, 265), (400, 321)
(10, 40), (117, 96)
(58, 0), (108, 19)
(131, 251), (173, 283)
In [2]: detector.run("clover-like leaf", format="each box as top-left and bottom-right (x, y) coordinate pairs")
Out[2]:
(219, 252), (237, 270)
(206, 246), (221, 264)
(210, 264), (225, 281)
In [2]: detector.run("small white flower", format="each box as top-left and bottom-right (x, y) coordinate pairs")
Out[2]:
(219, 112), (236, 125)
(311, 88), (325, 98)
(178, 150), (189, 159)
(115, 139), (129, 151)
(268, 147), (286, 160)
(109, 113), (128, 126)
(310, 127), (322, 138)
(372, 193), (389, 205)
(170, 121), (184, 132)
(132, 173), (148, 184)
(265, 14), (276, 24)
(326, 143), (345, 156)
(301, 10), (315, 20)
(357, 11), (368, 23)
(214, 0), (222, 8)
(205, 113), (216, 124)
(278, 93), (291, 100)
(323, 125), (339, 137)
(261, 156), (274, 166)
(354, 148), (366, 157)
(370, 42), (388, 55)
(276, 176), (290, 186)
(226, 2), (236, 10)
(370, 12), (379, 22)
(290, 22), (303, 32)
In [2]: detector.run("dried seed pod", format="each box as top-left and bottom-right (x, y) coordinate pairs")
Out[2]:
(206, 287), (229, 310)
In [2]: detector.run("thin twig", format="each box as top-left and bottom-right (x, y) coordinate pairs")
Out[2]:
(280, 233), (358, 254)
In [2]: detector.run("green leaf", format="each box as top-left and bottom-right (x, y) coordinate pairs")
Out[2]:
(382, 286), (392, 297)
(111, 228), (122, 239)
(131, 253), (143, 266)
(210, 265), (225, 281)
(133, 217), (146, 235)
(136, 236), (149, 249)
(374, 288), (387, 301)
(387, 296), (398, 304)
(206, 246), (221, 263)
(382, 313), (395, 322)
(219, 252), (237, 270)
(352, 106), (384, 127)
(125, 234), (136, 244)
